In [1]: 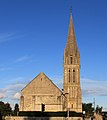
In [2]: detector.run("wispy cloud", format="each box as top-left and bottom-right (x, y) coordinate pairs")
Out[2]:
(0, 83), (26, 100)
(0, 67), (12, 71)
(81, 78), (107, 96)
(1, 76), (107, 108)
(13, 92), (21, 100)
(0, 93), (6, 99)
(56, 78), (107, 97)
(14, 56), (31, 63)
(0, 76), (26, 100)
(51, 75), (63, 89)
(0, 33), (17, 43)
(56, 80), (63, 90)
(0, 82), (25, 109)
(0, 32), (27, 43)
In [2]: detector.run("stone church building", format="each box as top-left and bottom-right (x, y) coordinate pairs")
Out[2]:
(20, 14), (82, 113)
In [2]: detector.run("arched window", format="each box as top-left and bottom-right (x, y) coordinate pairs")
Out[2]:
(72, 104), (73, 108)
(32, 96), (35, 100)
(21, 96), (24, 111)
(70, 56), (73, 64)
(73, 70), (75, 82)
(32, 96), (35, 110)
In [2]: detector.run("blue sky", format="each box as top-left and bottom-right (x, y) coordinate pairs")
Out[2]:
(0, 0), (107, 110)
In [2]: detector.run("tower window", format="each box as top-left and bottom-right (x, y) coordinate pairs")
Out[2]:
(70, 56), (73, 64)
(73, 70), (75, 82)
(32, 96), (35, 100)
(72, 104), (73, 108)
(69, 69), (70, 82)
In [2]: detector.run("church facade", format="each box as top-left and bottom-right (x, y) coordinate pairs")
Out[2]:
(20, 14), (82, 113)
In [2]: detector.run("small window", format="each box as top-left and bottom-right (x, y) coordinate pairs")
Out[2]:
(32, 96), (35, 100)
(70, 56), (73, 64)
(69, 69), (70, 82)
(72, 104), (73, 108)
(21, 96), (24, 100)
(73, 70), (75, 82)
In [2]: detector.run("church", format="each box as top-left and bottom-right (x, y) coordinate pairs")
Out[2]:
(20, 13), (82, 113)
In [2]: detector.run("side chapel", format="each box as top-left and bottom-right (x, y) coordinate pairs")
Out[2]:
(20, 13), (82, 113)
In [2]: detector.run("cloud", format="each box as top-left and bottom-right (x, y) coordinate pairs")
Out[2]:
(1, 76), (107, 108)
(13, 92), (21, 100)
(0, 83), (26, 100)
(0, 76), (27, 108)
(56, 78), (107, 97)
(11, 77), (25, 83)
(56, 80), (63, 90)
(0, 93), (6, 99)
(0, 32), (26, 43)
(0, 33), (16, 43)
(4, 84), (26, 95)
(0, 67), (12, 71)
(14, 56), (31, 63)
(51, 75), (63, 89)
(81, 78), (107, 96)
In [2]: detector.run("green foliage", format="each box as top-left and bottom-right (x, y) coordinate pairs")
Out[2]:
(13, 103), (19, 116)
(95, 105), (103, 114)
(0, 101), (12, 116)
(82, 103), (94, 117)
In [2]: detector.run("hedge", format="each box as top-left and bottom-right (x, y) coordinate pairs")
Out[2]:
(19, 111), (82, 117)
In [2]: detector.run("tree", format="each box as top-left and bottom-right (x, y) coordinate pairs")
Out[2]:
(13, 103), (19, 116)
(95, 105), (103, 114)
(0, 101), (12, 116)
(82, 103), (94, 117)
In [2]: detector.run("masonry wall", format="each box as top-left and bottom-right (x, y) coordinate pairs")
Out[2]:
(20, 73), (64, 112)
(5, 116), (83, 120)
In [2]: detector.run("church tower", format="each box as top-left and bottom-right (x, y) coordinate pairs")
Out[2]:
(63, 14), (82, 112)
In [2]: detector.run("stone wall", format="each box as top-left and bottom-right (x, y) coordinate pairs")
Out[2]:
(5, 116), (83, 120)
(20, 73), (64, 112)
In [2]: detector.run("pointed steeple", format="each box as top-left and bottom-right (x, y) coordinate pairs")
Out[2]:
(64, 13), (80, 65)
(68, 14), (75, 37)
(65, 13), (79, 56)
(66, 14), (76, 47)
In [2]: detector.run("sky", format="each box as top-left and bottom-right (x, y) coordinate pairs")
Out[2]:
(0, 0), (107, 110)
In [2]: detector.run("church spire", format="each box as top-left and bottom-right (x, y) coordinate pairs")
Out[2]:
(68, 14), (75, 37)
(65, 13), (79, 60)
(68, 6), (75, 37)
(63, 12), (82, 112)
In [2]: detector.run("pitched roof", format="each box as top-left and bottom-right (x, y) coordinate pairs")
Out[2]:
(21, 72), (63, 94)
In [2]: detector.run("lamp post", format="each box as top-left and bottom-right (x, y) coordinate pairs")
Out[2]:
(67, 108), (70, 120)
(67, 87), (70, 120)
(63, 92), (69, 120)
(64, 87), (70, 120)
(62, 88), (69, 120)
(93, 98), (95, 112)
